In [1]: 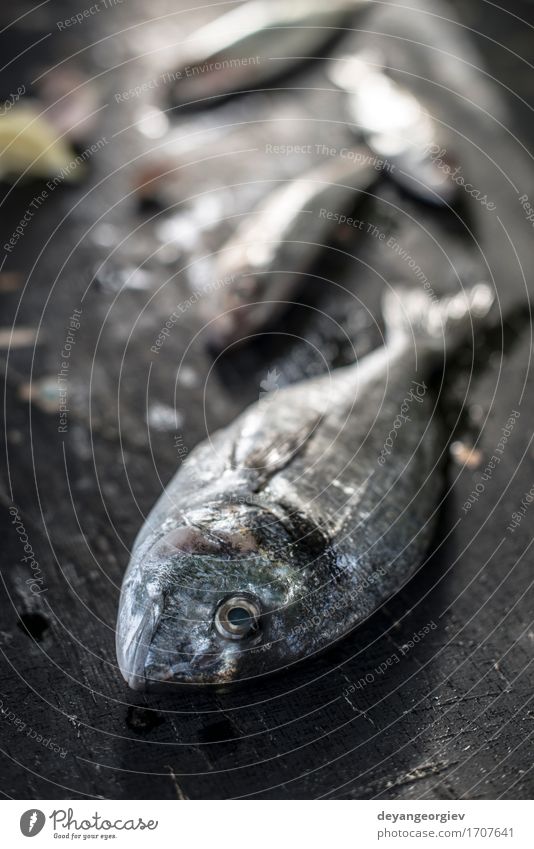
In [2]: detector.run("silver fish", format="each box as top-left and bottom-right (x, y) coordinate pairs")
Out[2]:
(116, 283), (494, 689)
(329, 52), (457, 205)
(206, 150), (380, 349)
(166, 0), (370, 107)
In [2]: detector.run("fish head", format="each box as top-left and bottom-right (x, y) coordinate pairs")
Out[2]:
(207, 243), (288, 350)
(117, 506), (318, 689)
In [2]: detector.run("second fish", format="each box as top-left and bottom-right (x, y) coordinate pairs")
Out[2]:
(207, 150), (381, 349)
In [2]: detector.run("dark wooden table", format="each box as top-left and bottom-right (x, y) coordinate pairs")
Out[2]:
(0, 0), (533, 799)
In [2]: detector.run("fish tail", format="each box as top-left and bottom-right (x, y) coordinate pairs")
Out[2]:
(383, 283), (495, 355)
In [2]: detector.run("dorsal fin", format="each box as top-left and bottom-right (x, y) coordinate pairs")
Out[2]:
(231, 405), (323, 486)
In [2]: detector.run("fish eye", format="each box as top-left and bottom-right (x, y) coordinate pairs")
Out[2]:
(214, 595), (261, 641)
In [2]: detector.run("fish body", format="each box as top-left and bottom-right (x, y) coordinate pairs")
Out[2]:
(166, 0), (370, 107)
(330, 53), (457, 205)
(117, 283), (494, 689)
(207, 150), (380, 349)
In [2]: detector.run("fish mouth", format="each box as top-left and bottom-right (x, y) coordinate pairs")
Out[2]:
(206, 312), (242, 352)
(119, 607), (233, 690)
(207, 299), (271, 351)
(206, 306), (263, 352)
(142, 652), (236, 689)
(116, 597), (164, 692)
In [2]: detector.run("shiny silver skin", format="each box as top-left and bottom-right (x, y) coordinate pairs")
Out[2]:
(206, 151), (381, 349)
(116, 284), (494, 689)
(166, 0), (370, 107)
(329, 52), (457, 205)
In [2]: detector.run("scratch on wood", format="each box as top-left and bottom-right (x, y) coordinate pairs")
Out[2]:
(343, 694), (375, 726)
(166, 765), (190, 800)
(493, 661), (512, 692)
(383, 761), (459, 794)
